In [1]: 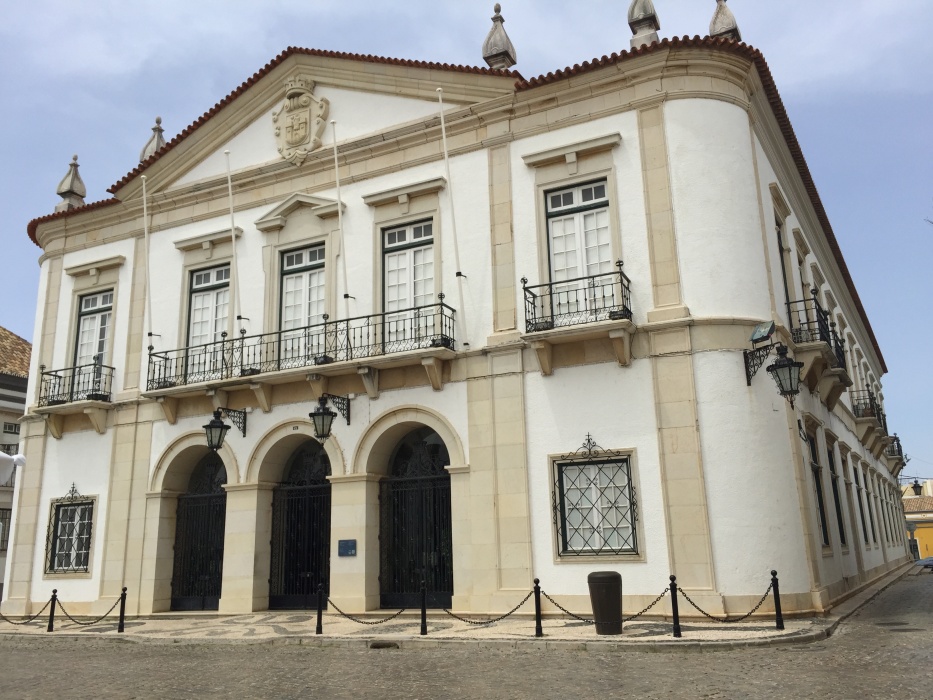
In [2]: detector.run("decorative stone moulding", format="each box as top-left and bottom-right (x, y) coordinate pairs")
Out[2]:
(710, 0), (742, 42)
(628, 0), (660, 49)
(482, 3), (517, 70)
(273, 74), (330, 166)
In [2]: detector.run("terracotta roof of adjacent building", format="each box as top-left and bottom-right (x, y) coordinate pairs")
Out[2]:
(23, 37), (887, 373)
(904, 496), (933, 513)
(0, 326), (31, 377)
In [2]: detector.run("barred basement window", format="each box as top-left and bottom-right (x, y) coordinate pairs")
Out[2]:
(46, 484), (93, 573)
(553, 435), (638, 556)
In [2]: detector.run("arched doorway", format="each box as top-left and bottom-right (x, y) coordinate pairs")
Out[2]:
(269, 440), (332, 609)
(379, 427), (453, 608)
(170, 451), (227, 611)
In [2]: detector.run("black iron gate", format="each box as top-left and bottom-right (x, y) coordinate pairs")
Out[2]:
(379, 428), (453, 609)
(269, 441), (331, 609)
(171, 452), (227, 611)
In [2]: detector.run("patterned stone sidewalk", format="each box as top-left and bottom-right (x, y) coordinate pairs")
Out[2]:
(0, 563), (917, 649)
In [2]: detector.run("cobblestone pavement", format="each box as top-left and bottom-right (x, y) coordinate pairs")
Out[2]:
(0, 568), (930, 699)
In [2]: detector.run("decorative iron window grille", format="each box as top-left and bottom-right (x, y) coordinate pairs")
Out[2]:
(553, 435), (638, 556)
(45, 484), (93, 573)
(0, 508), (11, 551)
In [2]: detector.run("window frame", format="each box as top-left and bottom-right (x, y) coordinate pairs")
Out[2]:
(550, 441), (642, 561)
(72, 289), (114, 369)
(2, 422), (19, 435)
(185, 264), (231, 347)
(806, 432), (831, 548)
(44, 492), (96, 576)
(381, 218), (436, 313)
(278, 243), (327, 329)
(0, 507), (11, 551)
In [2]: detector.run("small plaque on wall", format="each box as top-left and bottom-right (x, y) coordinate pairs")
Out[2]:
(338, 539), (357, 557)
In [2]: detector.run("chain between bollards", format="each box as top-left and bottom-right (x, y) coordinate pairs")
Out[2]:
(669, 576), (681, 638)
(420, 580), (427, 636)
(533, 578), (543, 638)
(771, 570), (784, 630)
(47, 589), (58, 633)
(316, 583), (324, 635)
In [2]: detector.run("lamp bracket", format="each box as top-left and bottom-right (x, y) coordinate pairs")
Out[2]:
(743, 341), (775, 385)
(218, 407), (247, 437)
(321, 393), (350, 425)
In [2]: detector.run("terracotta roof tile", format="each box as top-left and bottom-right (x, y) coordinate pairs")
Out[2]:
(0, 326), (31, 377)
(904, 496), (933, 513)
(26, 197), (120, 247)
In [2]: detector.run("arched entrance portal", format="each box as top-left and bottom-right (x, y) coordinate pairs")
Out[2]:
(379, 427), (453, 609)
(269, 440), (332, 609)
(170, 451), (227, 611)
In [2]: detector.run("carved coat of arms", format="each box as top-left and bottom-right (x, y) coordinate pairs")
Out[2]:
(273, 75), (329, 166)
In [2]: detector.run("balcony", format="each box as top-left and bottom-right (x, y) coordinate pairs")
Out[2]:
(146, 300), (457, 406)
(851, 390), (890, 456)
(520, 264), (635, 375)
(38, 360), (114, 407)
(786, 291), (851, 409)
(35, 360), (115, 438)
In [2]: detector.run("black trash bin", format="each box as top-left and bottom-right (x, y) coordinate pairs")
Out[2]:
(587, 571), (623, 635)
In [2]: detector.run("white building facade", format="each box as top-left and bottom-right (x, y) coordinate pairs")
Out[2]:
(3, 8), (909, 620)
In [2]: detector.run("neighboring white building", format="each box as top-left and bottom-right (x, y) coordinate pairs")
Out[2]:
(3, 3), (909, 620)
(0, 325), (30, 599)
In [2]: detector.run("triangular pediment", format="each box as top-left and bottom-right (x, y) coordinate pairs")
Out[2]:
(109, 49), (518, 202)
(254, 193), (342, 233)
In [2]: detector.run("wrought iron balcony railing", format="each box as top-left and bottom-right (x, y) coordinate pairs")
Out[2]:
(38, 360), (115, 407)
(787, 290), (831, 346)
(0, 443), (17, 456)
(0, 462), (15, 488)
(851, 390), (878, 420)
(886, 435), (903, 458)
(787, 290), (846, 371)
(147, 299), (456, 391)
(521, 262), (633, 334)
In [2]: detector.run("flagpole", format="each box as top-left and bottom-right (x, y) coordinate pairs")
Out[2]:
(331, 121), (349, 320)
(436, 88), (468, 348)
(141, 175), (154, 352)
(224, 150), (242, 338)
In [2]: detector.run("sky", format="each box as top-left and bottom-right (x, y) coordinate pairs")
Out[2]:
(0, 0), (931, 478)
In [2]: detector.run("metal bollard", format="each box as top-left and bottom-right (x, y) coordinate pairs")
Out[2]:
(533, 578), (543, 638)
(669, 576), (682, 638)
(420, 580), (427, 636)
(316, 583), (324, 636)
(771, 570), (784, 631)
(118, 587), (127, 633)
(47, 589), (58, 633)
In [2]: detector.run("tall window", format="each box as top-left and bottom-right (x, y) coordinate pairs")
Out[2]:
(2, 422), (18, 435)
(383, 221), (435, 343)
(188, 266), (230, 347)
(807, 434), (830, 547)
(0, 508), (11, 551)
(826, 443), (847, 547)
(46, 496), (94, 573)
(546, 181), (611, 281)
(187, 266), (230, 380)
(554, 446), (637, 556)
(851, 459), (869, 545)
(864, 468), (878, 544)
(280, 246), (326, 363)
(75, 290), (113, 368)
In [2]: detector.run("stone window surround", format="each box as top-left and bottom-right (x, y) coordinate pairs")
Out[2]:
(43, 493), (98, 580)
(802, 418), (832, 553)
(60, 276), (120, 395)
(522, 135), (623, 289)
(364, 178), (446, 317)
(546, 446), (645, 564)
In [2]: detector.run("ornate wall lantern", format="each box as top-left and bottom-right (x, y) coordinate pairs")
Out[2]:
(912, 479), (923, 496)
(309, 393), (350, 442)
(202, 408), (247, 451)
(766, 344), (804, 407)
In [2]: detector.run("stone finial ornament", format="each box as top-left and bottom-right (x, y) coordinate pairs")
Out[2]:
(272, 74), (329, 166)
(628, 0), (660, 49)
(483, 3), (517, 70)
(55, 155), (87, 213)
(710, 0), (742, 42)
(140, 116), (166, 163)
